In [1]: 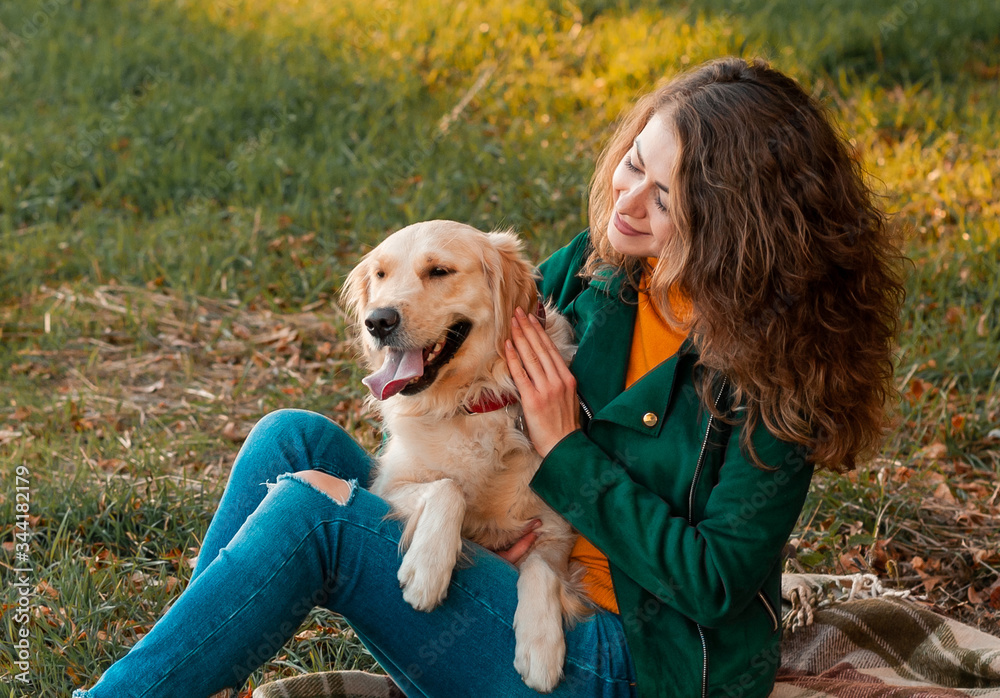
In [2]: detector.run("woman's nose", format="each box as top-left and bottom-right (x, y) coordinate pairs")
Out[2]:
(616, 183), (646, 218)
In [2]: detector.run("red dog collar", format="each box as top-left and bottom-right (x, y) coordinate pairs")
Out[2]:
(465, 391), (519, 414)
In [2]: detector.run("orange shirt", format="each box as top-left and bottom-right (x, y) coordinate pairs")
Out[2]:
(570, 277), (691, 614)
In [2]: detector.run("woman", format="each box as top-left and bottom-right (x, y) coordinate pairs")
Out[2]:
(75, 57), (903, 698)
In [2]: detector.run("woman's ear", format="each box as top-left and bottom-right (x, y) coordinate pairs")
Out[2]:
(484, 231), (539, 358)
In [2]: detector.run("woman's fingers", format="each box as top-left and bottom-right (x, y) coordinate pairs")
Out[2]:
(505, 306), (581, 456)
(507, 306), (577, 404)
(504, 338), (532, 390)
(511, 315), (552, 379)
(511, 309), (562, 383)
(495, 519), (542, 565)
(528, 311), (577, 384)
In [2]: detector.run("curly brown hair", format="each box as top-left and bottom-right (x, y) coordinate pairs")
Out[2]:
(586, 57), (905, 472)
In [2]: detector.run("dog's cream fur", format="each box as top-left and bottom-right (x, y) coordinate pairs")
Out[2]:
(342, 220), (589, 692)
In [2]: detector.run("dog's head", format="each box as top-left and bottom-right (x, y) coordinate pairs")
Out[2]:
(341, 220), (539, 409)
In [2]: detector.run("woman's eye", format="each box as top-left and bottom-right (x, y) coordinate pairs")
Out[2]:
(430, 267), (452, 278)
(655, 197), (668, 213)
(624, 155), (641, 174)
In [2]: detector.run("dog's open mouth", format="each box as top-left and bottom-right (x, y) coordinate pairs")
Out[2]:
(362, 321), (472, 400)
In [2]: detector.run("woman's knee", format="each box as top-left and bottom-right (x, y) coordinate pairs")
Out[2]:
(247, 409), (344, 447)
(234, 409), (368, 481)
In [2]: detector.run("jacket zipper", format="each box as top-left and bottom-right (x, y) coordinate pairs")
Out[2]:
(577, 392), (594, 426)
(687, 377), (728, 698)
(758, 590), (779, 632)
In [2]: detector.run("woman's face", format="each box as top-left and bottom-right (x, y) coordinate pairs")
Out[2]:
(607, 114), (679, 259)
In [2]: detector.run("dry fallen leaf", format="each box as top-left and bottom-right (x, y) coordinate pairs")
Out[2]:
(252, 327), (298, 346)
(36, 580), (59, 599)
(989, 579), (1000, 610)
(838, 549), (867, 574)
(221, 421), (249, 442)
(907, 378), (929, 402)
(921, 575), (945, 594)
(0, 429), (24, 445)
(951, 414), (966, 433)
(892, 465), (915, 482)
(933, 482), (957, 503)
(184, 387), (216, 401)
(134, 379), (165, 393)
(977, 312), (989, 337)
(917, 442), (949, 461)
(968, 585), (989, 605)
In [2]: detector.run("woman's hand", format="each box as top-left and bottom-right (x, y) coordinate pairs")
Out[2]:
(504, 307), (581, 458)
(493, 518), (542, 565)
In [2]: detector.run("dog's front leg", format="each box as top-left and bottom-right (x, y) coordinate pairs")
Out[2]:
(512, 549), (568, 693)
(392, 479), (466, 612)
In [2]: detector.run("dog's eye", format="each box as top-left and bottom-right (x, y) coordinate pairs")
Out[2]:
(429, 267), (453, 278)
(375, 270), (385, 279)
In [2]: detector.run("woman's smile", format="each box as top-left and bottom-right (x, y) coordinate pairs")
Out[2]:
(613, 211), (647, 237)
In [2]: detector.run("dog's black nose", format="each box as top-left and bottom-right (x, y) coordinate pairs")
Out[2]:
(365, 307), (400, 341)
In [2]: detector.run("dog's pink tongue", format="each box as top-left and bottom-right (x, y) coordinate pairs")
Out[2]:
(362, 349), (424, 400)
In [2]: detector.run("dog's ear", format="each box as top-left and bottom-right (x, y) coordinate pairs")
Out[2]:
(484, 231), (539, 358)
(340, 253), (371, 323)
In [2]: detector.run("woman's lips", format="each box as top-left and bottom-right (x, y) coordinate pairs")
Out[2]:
(613, 212), (647, 237)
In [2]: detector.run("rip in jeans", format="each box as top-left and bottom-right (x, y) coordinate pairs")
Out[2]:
(268, 472), (358, 506)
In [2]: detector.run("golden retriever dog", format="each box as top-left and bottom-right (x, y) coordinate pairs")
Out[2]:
(341, 220), (589, 692)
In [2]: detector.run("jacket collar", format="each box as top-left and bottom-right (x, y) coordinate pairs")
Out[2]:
(586, 264), (627, 297)
(572, 271), (697, 436)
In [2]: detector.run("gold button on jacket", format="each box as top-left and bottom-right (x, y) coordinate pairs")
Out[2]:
(642, 412), (658, 427)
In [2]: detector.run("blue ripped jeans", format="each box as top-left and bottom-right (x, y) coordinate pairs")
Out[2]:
(73, 409), (637, 698)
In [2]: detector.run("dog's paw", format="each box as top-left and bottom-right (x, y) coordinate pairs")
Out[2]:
(397, 546), (453, 612)
(513, 610), (566, 693)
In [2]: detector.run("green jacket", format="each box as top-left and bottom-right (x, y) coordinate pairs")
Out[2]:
(531, 231), (815, 698)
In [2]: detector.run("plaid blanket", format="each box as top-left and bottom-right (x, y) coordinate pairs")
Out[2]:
(252, 671), (402, 698)
(251, 597), (1000, 698)
(774, 597), (1000, 697)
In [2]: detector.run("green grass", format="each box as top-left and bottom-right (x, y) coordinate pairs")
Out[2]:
(1, 0), (999, 695)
